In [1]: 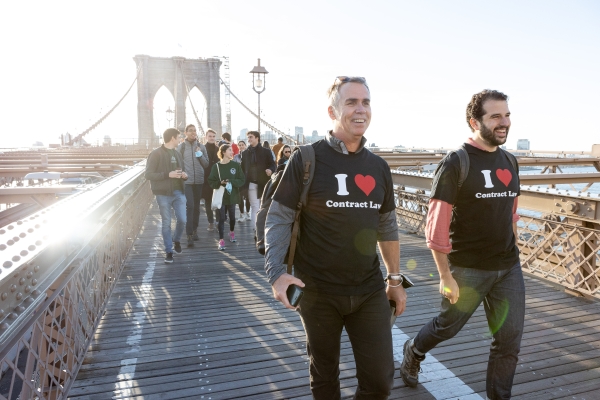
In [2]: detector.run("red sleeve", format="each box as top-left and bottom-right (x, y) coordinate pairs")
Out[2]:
(425, 198), (453, 254)
(232, 143), (240, 155)
(512, 196), (520, 222)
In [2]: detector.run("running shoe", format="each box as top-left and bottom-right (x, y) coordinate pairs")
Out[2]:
(218, 239), (226, 251)
(173, 241), (182, 254)
(229, 231), (236, 242)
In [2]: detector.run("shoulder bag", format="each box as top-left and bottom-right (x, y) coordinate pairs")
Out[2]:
(211, 164), (225, 210)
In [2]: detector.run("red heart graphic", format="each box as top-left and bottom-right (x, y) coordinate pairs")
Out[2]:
(355, 174), (376, 196)
(496, 169), (512, 187)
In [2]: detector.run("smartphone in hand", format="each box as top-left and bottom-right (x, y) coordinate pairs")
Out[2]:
(390, 300), (397, 327)
(286, 284), (304, 307)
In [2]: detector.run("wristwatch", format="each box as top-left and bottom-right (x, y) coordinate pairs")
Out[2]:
(385, 273), (404, 284)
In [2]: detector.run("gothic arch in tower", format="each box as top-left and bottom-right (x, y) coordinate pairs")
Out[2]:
(134, 55), (222, 146)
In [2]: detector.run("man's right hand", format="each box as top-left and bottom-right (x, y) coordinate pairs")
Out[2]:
(272, 273), (305, 310)
(168, 170), (182, 178)
(439, 273), (459, 304)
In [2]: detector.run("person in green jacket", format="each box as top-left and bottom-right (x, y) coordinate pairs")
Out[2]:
(208, 144), (246, 250)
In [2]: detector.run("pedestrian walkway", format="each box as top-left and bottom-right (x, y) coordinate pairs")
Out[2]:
(69, 202), (600, 399)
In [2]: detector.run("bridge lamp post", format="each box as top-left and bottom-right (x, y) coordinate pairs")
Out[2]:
(165, 106), (174, 128)
(250, 59), (268, 132)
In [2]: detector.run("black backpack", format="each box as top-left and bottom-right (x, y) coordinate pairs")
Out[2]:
(437, 144), (518, 189)
(256, 145), (315, 273)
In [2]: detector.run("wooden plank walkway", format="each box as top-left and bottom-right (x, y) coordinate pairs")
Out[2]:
(69, 202), (600, 399)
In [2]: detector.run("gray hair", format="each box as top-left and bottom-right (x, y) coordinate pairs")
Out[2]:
(327, 76), (370, 113)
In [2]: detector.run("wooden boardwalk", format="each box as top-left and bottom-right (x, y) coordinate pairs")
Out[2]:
(69, 202), (600, 399)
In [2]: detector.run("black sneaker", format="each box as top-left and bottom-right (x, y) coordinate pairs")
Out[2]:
(192, 230), (199, 241)
(400, 339), (425, 388)
(173, 241), (182, 254)
(187, 235), (195, 248)
(164, 253), (174, 264)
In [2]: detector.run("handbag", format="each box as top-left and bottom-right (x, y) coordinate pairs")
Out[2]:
(211, 164), (225, 210)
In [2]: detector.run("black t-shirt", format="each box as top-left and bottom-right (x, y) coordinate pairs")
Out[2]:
(431, 143), (520, 270)
(274, 140), (395, 295)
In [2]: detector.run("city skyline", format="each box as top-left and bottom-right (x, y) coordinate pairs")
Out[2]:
(1, 1), (599, 152)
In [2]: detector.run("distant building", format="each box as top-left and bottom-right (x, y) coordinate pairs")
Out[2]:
(294, 127), (305, 144)
(305, 130), (326, 144)
(103, 135), (112, 146)
(517, 139), (530, 150)
(262, 130), (276, 144)
(238, 128), (248, 142)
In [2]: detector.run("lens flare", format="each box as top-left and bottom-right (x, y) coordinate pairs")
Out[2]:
(353, 229), (377, 255)
(406, 259), (417, 270)
(455, 286), (478, 313)
(488, 299), (510, 334)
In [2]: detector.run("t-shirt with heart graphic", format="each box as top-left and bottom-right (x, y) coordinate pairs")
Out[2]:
(274, 140), (396, 296)
(430, 143), (520, 270)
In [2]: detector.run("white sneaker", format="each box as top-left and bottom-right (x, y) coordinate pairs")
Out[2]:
(237, 215), (245, 222)
(245, 212), (251, 221)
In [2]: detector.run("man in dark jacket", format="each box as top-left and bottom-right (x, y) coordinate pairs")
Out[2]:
(178, 124), (209, 247)
(201, 129), (220, 231)
(240, 130), (276, 227)
(145, 128), (188, 264)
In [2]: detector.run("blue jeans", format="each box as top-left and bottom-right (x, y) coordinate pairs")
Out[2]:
(184, 184), (203, 235)
(298, 288), (394, 400)
(413, 262), (525, 400)
(156, 190), (186, 253)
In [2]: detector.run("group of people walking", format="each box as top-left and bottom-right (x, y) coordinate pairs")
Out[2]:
(146, 77), (523, 399)
(145, 126), (280, 259)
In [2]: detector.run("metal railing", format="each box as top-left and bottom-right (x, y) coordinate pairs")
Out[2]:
(394, 186), (600, 299)
(0, 162), (151, 400)
(518, 215), (600, 296)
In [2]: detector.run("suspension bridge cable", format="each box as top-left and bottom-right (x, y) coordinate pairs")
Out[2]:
(68, 63), (142, 146)
(213, 68), (298, 145)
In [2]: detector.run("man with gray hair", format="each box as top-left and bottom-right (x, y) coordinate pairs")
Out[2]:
(265, 76), (407, 399)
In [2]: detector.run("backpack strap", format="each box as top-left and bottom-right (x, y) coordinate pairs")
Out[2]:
(298, 145), (316, 208)
(286, 144), (316, 274)
(501, 148), (518, 173)
(455, 144), (470, 190)
(452, 144), (517, 191)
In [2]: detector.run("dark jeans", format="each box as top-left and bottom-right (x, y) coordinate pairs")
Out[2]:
(202, 190), (219, 224)
(184, 183), (202, 235)
(218, 204), (236, 239)
(298, 288), (394, 400)
(413, 262), (525, 400)
(238, 187), (250, 214)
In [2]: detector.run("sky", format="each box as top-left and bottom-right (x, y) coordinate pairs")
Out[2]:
(1, 0), (599, 151)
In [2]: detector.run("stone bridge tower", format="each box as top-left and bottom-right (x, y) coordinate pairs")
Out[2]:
(134, 55), (222, 146)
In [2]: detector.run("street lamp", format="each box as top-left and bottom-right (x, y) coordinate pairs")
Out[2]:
(166, 106), (174, 128)
(250, 58), (268, 132)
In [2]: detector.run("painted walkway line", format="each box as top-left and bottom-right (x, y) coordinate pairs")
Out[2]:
(112, 237), (160, 399)
(392, 326), (484, 400)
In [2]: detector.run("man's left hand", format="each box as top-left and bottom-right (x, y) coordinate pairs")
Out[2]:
(265, 169), (272, 177)
(386, 285), (407, 316)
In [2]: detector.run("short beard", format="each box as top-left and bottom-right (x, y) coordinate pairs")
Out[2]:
(479, 122), (508, 147)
